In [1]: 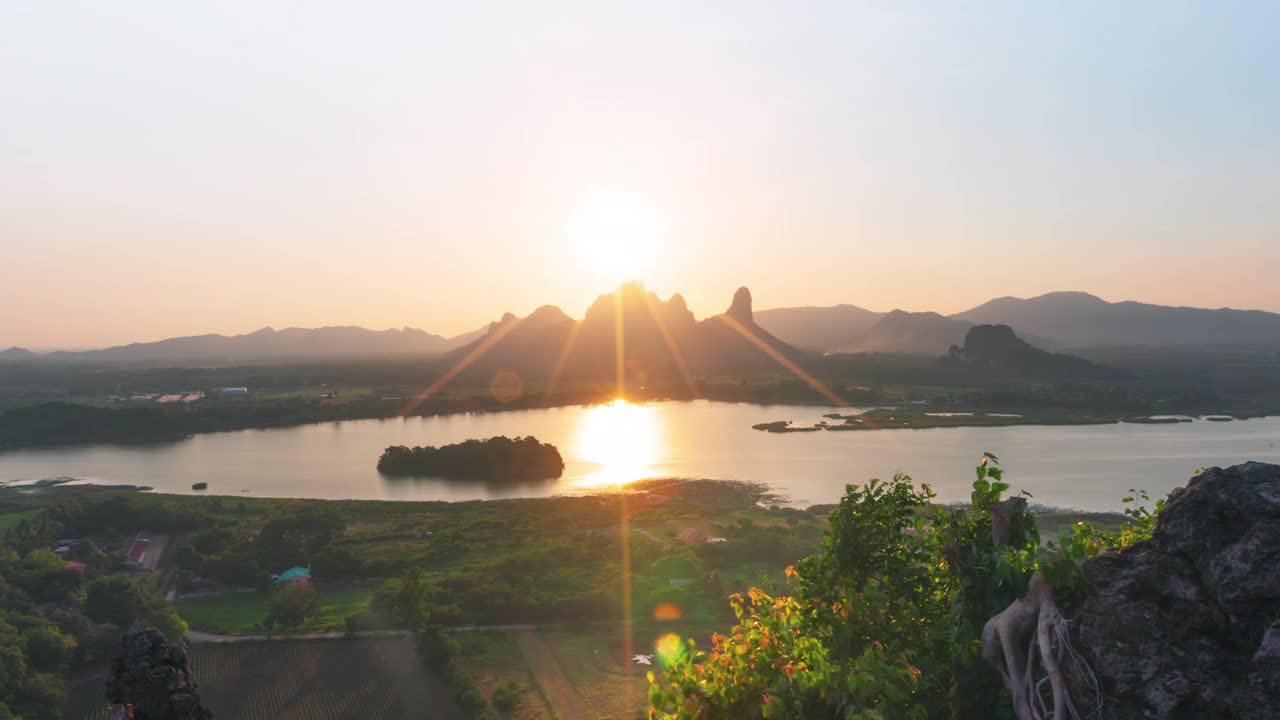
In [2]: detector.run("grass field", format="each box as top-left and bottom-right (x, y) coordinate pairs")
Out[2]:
(176, 586), (375, 634)
(62, 638), (463, 720)
(0, 508), (36, 531)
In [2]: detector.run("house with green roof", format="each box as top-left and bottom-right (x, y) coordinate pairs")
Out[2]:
(275, 566), (311, 584)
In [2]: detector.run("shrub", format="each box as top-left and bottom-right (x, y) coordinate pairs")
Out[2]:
(267, 582), (318, 627)
(648, 454), (1172, 720)
(491, 679), (523, 716)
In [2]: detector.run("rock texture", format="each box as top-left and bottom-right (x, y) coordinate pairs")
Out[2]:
(106, 628), (213, 720)
(1072, 462), (1280, 719)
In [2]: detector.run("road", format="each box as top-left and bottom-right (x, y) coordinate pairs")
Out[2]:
(516, 629), (584, 720)
(186, 629), (413, 643)
(186, 619), (636, 643)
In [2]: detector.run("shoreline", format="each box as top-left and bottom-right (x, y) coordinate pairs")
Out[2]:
(3, 394), (1274, 454)
(751, 408), (1263, 433)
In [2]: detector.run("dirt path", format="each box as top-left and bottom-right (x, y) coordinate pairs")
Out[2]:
(516, 629), (584, 720)
(186, 629), (412, 644)
(186, 620), (628, 643)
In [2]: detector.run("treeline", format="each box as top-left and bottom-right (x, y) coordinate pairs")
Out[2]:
(0, 402), (188, 449)
(377, 436), (564, 479)
(1, 518), (188, 719)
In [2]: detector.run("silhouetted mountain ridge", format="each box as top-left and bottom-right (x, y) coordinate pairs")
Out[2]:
(753, 304), (881, 352)
(757, 291), (1280, 353)
(839, 310), (971, 355)
(18, 326), (481, 366)
(0, 347), (35, 361)
(953, 292), (1280, 348)
(439, 282), (812, 379)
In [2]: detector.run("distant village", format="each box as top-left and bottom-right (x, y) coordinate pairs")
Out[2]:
(106, 387), (248, 404)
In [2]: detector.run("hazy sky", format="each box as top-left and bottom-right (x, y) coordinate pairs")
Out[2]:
(3, 2), (1278, 349)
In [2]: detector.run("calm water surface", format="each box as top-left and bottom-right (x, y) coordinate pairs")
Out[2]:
(1, 400), (1277, 511)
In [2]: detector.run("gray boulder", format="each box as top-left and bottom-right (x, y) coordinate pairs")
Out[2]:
(1072, 462), (1280, 719)
(105, 627), (213, 720)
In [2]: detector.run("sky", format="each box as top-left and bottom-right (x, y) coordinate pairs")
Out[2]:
(2, 2), (1278, 349)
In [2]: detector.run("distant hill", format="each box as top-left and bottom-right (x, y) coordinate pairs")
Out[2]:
(754, 305), (883, 352)
(953, 291), (1280, 348)
(0, 347), (35, 362)
(837, 310), (972, 355)
(21, 326), (477, 366)
(438, 282), (812, 379)
(951, 324), (1115, 379)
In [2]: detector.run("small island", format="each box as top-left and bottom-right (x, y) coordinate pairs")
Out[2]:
(376, 435), (565, 480)
(751, 420), (821, 433)
(753, 407), (1124, 433)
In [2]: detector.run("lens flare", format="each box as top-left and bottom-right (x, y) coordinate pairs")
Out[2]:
(489, 371), (524, 403)
(652, 602), (682, 621)
(655, 632), (684, 665)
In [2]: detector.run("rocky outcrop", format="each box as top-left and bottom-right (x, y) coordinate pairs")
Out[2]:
(106, 628), (213, 720)
(727, 287), (753, 324)
(1071, 462), (1280, 719)
(954, 324), (1115, 379)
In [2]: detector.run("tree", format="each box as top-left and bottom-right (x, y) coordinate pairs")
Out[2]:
(140, 601), (188, 643)
(23, 625), (75, 672)
(415, 624), (458, 673)
(174, 569), (196, 594)
(256, 509), (346, 571)
(85, 576), (146, 627)
(175, 545), (201, 572)
(267, 582), (317, 627)
(53, 611), (92, 656)
(0, 616), (28, 708)
(12, 671), (65, 720)
(312, 544), (364, 579)
(200, 548), (260, 587)
(11, 550), (81, 604)
(86, 623), (124, 660)
(190, 527), (232, 556)
(376, 566), (443, 628)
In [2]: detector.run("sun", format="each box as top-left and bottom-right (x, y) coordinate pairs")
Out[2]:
(569, 191), (666, 285)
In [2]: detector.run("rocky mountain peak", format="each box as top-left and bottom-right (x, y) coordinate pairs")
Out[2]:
(727, 287), (753, 323)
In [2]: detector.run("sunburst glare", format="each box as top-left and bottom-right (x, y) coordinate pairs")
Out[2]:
(571, 399), (666, 488)
(568, 191), (667, 286)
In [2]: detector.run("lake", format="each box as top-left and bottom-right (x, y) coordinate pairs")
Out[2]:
(2, 400), (1278, 511)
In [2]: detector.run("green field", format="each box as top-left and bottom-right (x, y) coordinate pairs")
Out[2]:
(177, 587), (375, 634)
(0, 508), (36, 531)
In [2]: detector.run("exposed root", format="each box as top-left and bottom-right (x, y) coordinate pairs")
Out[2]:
(982, 573), (1102, 720)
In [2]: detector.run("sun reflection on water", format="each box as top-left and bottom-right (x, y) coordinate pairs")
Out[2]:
(571, 399), (666, 488)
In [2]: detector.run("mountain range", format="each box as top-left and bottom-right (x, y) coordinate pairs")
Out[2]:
(3, 289), (1278, 367)
(0, 326), (484, 366)
(438, 282), (806, 379)
(756, 291), (1280, 355)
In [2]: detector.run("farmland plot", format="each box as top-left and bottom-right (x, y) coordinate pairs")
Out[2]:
(63, 638), (464, 720)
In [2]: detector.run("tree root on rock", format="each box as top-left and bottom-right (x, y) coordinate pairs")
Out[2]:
(981, 573), (1102, 720)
